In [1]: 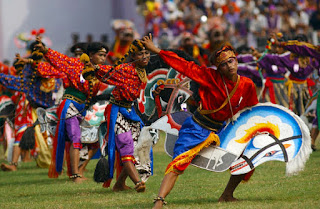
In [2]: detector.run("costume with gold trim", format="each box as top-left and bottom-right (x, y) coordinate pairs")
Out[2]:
(37, 48), (101, 177)
(281, 40), (320, 128)
(259, 49), (319, 115)
(0, 64), (61, 167)
(95, 63), (149, 187)
(158, 50), (258, 174)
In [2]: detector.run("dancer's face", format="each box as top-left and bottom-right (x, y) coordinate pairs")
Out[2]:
(218, 57), (238, 80)
(132, 49), (150, 68)
(90, 49), (107, 65)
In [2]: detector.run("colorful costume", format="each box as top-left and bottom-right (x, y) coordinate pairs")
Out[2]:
(257, 53), (289, 106)
(280, 40), (320, 126)
(37, 48), (100, 177)
(157, 50), (258, 174)
(0, 64), (61, 167)
(237, 53), (289, 106)
(259, 50), (319, 115)
(95, 62), (151, 186)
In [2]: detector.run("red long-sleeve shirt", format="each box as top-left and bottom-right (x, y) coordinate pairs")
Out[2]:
(37, 48), (100, 97)
(158, 50), (258, 121)
(96, 62), (146, 102)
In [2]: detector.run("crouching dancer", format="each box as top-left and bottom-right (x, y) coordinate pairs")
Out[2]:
(141, 34), (259, 208)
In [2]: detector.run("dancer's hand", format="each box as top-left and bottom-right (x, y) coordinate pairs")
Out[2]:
(269, 33), (279, 46)
(14, 54), (32, 66)
(141, 33), (161, 54)
(33, 36), (48, 53)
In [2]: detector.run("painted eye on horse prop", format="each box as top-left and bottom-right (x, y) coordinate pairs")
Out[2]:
(264, 150), (278, 157)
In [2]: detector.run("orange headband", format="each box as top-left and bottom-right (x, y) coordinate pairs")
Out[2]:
(214, 45), (236, 67)
(214, 50), (236, 67)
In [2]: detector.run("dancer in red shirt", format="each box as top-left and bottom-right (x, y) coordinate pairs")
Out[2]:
(141, 34), (258, 208)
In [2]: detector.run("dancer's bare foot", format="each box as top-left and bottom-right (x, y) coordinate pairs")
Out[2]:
(1, 163), (17, 171)
(73, 177), (86, 183)
(218, 195), (239, 202)
(69, 174), (85, 183)
(134, 181), (146, 193)
(112, 183), (132, 192)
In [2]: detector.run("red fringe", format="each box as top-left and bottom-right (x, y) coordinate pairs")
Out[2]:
(307, 78), (315, 97)
(115, 151), (122, 179)
(242, 169), (255, 182)
(48, 123), (59, 178)
(48, 102), (64, 178)
(103, 179), (112, 188)
(263, 78), (276, 104)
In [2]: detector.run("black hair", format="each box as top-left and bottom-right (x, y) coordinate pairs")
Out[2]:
(70, 42), (88, 53)
(209, 40), (235, 65)
(116, 39), (145, 65)
(86, 42), (109, 55)
(28, 41), (46, 52)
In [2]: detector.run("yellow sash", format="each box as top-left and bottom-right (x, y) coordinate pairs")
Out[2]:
(199, 75), (240, 115)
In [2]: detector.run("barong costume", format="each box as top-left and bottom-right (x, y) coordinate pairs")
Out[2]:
(258, 50), (319, 115)
(157, 50), (258, 175)
(0, 64), (61, 167)
(37, 49), (100, 177)
(95, 63), (150, 187)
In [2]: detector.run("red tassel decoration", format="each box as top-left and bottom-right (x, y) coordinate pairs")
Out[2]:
(31, 29), (37, 35)
(38, 28), (45, 34)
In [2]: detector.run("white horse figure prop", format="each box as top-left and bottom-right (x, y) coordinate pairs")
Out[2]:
(151, 103), (312, 176)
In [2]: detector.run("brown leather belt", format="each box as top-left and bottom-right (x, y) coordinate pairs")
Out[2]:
(192, 110), (224, 132)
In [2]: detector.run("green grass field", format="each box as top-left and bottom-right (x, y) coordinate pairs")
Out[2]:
(0, 139), (320, 209)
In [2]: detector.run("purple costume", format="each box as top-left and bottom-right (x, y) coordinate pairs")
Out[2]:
(259, 49), (320, 115)
(281, 40), (320, 126)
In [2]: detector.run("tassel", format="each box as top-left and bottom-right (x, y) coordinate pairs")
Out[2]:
(93, 156), (109, 183)
(19, 121), (39, 150)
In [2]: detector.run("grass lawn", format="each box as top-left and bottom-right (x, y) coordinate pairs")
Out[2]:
(0, 138), (319, 209)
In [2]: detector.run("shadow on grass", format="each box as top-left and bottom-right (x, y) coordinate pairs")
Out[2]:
(171, 197), (218, 205)
(0, 176), (68, 186)
(11, 185), (114, 199)
(150, 195), (279, 207)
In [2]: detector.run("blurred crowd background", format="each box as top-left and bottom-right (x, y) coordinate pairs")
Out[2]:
(1, 0), (320, 64)
(135, 0), (320, 53)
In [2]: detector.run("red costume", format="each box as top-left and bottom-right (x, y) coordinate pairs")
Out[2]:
(37, 48), (101, 177)
(96, 63), (146, 102)
(159, 50), (258, 122)
(157, 50), (258, 174)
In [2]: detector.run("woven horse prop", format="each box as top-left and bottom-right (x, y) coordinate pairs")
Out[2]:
(150, 103), (312, 176)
